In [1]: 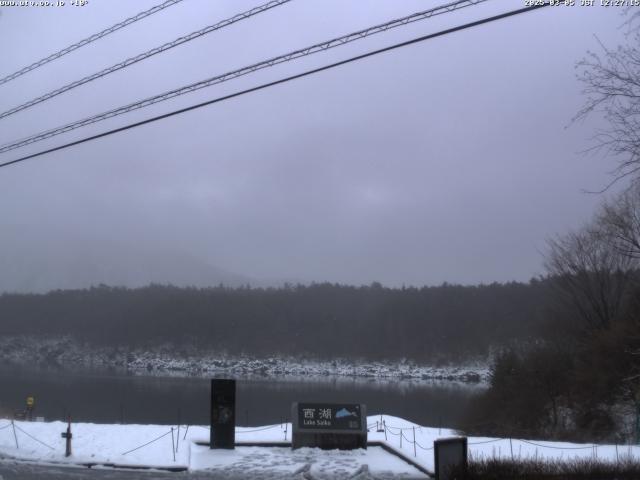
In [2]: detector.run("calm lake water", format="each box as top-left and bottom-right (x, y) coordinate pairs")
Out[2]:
(0, 367), (484, 429)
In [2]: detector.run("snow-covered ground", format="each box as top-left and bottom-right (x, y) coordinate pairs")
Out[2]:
(0, 335), (489, 382)
(0, 415), (637, 478)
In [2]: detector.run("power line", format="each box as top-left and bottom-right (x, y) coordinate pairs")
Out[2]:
(0, 0), (487, 154)
(0, 3), (551, 170)
(0, 0), (185, 86)
(0, 0), (292, 121)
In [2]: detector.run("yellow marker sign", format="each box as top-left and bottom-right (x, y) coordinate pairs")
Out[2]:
(26, 396), (34, 407)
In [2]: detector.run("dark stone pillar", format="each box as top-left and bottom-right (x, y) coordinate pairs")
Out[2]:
(210, 379), (235, 449)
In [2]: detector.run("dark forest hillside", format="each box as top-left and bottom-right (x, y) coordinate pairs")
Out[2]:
(0, 281), (550, 361)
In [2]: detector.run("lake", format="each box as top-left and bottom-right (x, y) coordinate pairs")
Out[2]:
(0, 366), (484, 429)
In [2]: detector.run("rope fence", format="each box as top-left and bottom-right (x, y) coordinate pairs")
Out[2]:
(235, 425), (281, 434)
(375, 417), (625, 461)
(415, 440), (433, 451)
(519, 439), (597, 451)
(121, 430), (173, 456)
(12, 423), (54, 450)
(468, 438), (504, 445)
(2, 414), (636, 464)
(385, 423), (422, 432)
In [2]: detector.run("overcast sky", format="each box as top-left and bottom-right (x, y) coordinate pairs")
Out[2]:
(0, 0), (633, 291)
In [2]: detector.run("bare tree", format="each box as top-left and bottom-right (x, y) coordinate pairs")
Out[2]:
(545, 223), (633, 331)
(599, 182), (640, 260)
(575, 15), (640, 186)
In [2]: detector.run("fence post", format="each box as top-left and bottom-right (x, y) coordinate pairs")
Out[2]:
(171, 428), (176, 462)
(509, 438), (513, 460)
(176, 409), (181, 453)
(400, 429), (403, 448)
(412, 426), (416, 457)
(636, 402), (640, 445)
(11, 420), (19, 449)
(65, 416), (72, 457)
(383, 421), (387, 441)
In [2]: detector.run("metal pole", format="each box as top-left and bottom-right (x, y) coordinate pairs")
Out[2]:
(176, 408), (181, 453)
(412, 426), (416, 457)
(171, 427), (176, 462)
(11, 420), (19, 449)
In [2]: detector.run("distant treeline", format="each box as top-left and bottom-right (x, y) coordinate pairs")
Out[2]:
(0, 281), (550, 361)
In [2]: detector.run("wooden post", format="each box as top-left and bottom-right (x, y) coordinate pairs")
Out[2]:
(383, 420), (387, 441)
(65, 417), (72, 457)
(509, 438), (514, 460)
(400, 429), (403, 448)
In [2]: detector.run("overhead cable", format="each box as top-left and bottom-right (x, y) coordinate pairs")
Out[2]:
(0, 0), (292, 120)
(0, 0), (185, 86)
(0, 2), (551, 169)
(0, 0), (487, 153)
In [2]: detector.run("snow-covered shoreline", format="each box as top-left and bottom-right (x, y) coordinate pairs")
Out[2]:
(0, 416), (635, 478)
(0, 335), (490, 383)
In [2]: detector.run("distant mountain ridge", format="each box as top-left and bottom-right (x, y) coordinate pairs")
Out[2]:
(0, 236), (254, 293)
